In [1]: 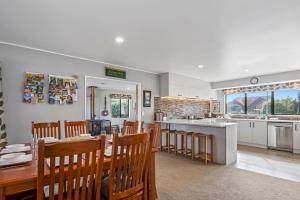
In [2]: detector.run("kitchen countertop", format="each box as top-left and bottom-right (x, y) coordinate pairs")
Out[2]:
(222, 118), (300, 123)
(156, 119), (238, 128)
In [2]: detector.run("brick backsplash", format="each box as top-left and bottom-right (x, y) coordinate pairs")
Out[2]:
(154, 97), (210, 119)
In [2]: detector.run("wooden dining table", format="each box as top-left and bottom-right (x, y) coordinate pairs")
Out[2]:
(0, 141), (157, 200)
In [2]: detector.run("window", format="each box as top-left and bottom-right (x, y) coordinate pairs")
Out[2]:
(111, 98), (130, 118)
(274, 89), (300, 115)
(226, 93), (246, 114)
(246, 91), (271, 115)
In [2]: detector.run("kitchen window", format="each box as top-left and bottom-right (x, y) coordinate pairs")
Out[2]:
(225, 89), (300, 115)
(274, 89), (300, 115)
(111, 98), (130, 118)
(246, 91), (271, 115)
(225, 93), (246, 114)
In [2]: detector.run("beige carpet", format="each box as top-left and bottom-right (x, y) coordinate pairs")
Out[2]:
(156, 152), (300, 200)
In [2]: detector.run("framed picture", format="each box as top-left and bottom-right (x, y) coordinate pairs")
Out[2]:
(143, 90), (152, 107)
(212, 100), (220, 113)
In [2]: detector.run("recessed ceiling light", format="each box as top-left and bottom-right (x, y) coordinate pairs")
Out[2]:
(115, 37), (124, 44)
(244, 69), (249, 72)
(198, 65), (204, 69)
(126, 87), (130, 90)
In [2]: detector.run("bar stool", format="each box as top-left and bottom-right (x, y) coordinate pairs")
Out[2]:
(168, 130), (177, 154)
(160, 128), (169, 151)
(192, 133), (214, 165)
(175, 131), (193, 157)
(175, 131), (185, 156)
(185, 132), (193, 158)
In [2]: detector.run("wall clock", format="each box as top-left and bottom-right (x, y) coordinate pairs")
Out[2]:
(250, 77), (259, 84)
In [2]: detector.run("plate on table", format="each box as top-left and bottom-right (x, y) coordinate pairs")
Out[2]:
(42, 137), (59, 144)
(5, 144), (25, 149)
(104, 146), (126, 157)
(0, 152), (26, 159)
(0, 154), (32, 167)
(0, 146), (31, 155)
(79, 134), (93, 139)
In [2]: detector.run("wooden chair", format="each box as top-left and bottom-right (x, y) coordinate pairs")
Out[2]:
(142, 123), (160, 200)
(32, 121), (61, 140)
(101, 133), (150, 200)
(37, 135), (106, 200)
(122, 120), (144, 135)
(64, 120), (89, 138)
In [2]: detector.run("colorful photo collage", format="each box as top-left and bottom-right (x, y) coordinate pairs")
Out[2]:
(23, 72), (45, 104)
(48, 75), (78, 105)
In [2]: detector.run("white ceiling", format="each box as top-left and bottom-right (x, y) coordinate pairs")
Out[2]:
(1, 0), (300, 82)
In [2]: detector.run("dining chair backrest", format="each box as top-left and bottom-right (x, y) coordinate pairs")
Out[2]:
(122, 120), (144, 135)
(37, 135), (106, 200)
(142, 123), (160, 150)
(64, 120), (89, 138)
(108, 133), (150, 199)
(32, 121), (61, 140)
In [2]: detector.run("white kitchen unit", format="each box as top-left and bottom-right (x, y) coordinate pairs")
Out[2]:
(159, 72), (216, 99)
(238, 120), (268, 148)
(293, 122), (300, 153)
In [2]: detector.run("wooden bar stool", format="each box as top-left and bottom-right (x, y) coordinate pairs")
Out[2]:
(175, 131), (193, 157)
(192, 133), (214, 164)
(185, 132), (193, 158)
(175, 131), (185, 156)
(168, 130), (176, 154)
(160, 127), (169, 151)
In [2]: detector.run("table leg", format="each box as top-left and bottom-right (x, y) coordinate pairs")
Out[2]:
(0, 187), (6, 200)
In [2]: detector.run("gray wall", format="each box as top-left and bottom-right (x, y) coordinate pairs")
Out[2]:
(0, 44), (159, 144)
(211, 70), (300, 89)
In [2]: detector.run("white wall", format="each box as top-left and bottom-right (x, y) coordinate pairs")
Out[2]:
(0, 44), (159, 144)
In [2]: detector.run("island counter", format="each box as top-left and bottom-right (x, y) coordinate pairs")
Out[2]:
(157, 119), (238, 165)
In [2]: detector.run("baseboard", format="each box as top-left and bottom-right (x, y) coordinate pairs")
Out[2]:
(293, 149), (300, 154)
(238, 142), (267, 149)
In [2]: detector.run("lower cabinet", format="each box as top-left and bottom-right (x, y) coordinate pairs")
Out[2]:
(239, 121), (252, 143)
(252, 121), (268, 145)
(293, 122), (300, 153)
(238, 120), (267, 147)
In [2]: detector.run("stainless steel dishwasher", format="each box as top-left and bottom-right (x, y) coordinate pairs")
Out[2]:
(267, 122), (293, 152)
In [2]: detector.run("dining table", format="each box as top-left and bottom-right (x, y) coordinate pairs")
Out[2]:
(0, 137), (158, 200)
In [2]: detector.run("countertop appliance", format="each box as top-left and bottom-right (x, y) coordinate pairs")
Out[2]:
(267, 122), (293, 152)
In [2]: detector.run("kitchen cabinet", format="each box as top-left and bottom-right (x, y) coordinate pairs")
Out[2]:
(238, 120), (267, 147)
(252, 121), (268, 145)
(293, 122), (300, 152)
(239, 121), (252, 143)
(159, 72), (216, 99)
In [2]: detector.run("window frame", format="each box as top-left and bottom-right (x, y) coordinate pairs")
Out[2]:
(111, 97), (130, 118)
(225, 89), (300, 115)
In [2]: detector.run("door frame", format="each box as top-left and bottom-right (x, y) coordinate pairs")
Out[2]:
(84, 75), (142, 126)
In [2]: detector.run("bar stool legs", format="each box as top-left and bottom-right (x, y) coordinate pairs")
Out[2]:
(192, 133), (214, 165)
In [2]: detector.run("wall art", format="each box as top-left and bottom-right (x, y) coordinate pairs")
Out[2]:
(48, 75), (78, 105)
(23, 72), (45, 104)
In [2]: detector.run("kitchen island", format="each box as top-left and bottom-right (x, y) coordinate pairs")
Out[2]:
(158, 119), (238, 165)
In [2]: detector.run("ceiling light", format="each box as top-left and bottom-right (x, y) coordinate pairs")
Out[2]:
(198, 65), (204, 69)
(244, 69), (249, 72)
(126, 87), (130, 90)
(115, 37), (124, 44)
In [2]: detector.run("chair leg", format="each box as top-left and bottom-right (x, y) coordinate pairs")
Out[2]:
(210, 135), (213, 162)
(192, 135), (195, 160)
(185, 135), (188, 157)
(175, 134), (178, 156)
(204, 136), (208, 165)
(167, 132), (170, 154)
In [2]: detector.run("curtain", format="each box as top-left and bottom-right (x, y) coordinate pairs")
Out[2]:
(110, 94), (132, 99)
(0, 67), (6, 147)
(223, 81), (300, 94)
